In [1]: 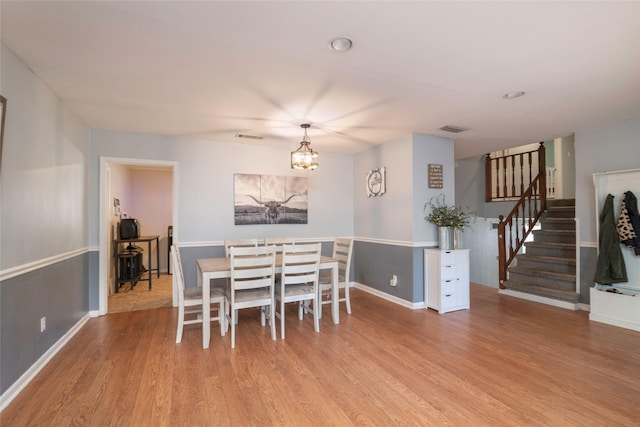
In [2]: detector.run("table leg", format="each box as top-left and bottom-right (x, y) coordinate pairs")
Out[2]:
(156, 237), (160, 278)
(202, 271), (211, 349)
(148, 240), (153, 290)
(332, 263), (339, 324)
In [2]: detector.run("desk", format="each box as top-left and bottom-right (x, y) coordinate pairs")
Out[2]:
(113, 235), (160, 291)
(197, 255), (339, 349)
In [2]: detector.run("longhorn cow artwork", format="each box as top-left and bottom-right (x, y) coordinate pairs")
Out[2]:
(234, 174), (308, 225)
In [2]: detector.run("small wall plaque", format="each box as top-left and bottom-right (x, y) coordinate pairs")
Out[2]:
(428, 164), (443, 188)
(366, 167), (386, 197)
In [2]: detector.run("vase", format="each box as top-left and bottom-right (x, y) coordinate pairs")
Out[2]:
(438, 226), (455, 250)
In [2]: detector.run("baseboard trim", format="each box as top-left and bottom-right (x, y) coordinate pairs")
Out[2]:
(0, 314), (91, 412)
(498, 289), (580, 310)
(354, 282), (425, 310)
(589, 313), (640, 332)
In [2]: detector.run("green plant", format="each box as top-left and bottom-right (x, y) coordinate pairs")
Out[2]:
(424, 194), (476, 230)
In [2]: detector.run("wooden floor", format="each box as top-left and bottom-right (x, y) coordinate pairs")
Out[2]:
(2, 285), (640, 426)
(108, 273), (173, 314)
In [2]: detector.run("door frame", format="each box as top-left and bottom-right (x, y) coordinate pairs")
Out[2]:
(98, 156), (179, 316)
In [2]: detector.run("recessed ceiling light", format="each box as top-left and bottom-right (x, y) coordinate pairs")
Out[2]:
(329, 37), (353, 52)
(503, 91), (526, 99)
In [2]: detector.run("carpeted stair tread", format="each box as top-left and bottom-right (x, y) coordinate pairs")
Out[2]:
(533, 229), (575, 235)
(508, 266), (575, 282)
(547, 198), (575, 207)
(515, 254), (576, 266)
(525, 241), (575, 249)
(504, 281), (581, 302)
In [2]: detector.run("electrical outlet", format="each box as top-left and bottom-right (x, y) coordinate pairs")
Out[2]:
(40, 317), (46, 333)
(390, 275), (398, 287)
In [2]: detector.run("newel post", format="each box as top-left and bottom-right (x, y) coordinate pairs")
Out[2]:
(538, 142), (547, 211)
(498, 214), (506, 289)
(485, 153), (492, 202)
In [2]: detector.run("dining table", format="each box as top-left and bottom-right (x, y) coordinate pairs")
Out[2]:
(197, 254), (340, 349)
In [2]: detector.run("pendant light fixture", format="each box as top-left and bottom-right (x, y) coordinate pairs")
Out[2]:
(291, 123), (318, 170)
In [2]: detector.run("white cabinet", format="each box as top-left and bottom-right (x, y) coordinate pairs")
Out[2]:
(591, 170), (640, 331)
(424, 249), (469, 314)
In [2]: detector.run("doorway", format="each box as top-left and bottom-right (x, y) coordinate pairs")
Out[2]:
(99, 157), (179, 316)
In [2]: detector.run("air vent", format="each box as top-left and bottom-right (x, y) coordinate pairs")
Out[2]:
(235, 133), (263, 140)
(439, 125), (468, 133)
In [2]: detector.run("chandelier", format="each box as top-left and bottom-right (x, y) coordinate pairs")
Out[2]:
(291, 123), (318, 170)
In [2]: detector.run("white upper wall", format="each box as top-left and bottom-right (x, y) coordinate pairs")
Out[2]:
(0, 44), (90, 270)
(412, 133), (455, 243)
(90, 130), (354, 245)
(354, 134), (413, 241)
(354, 132), (455, 243)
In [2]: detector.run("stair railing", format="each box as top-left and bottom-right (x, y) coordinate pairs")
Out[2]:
(486, 142), (545, 202)
(494, 144), (547, 288)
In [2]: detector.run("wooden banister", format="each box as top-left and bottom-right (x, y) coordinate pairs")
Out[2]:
(486, 142), (546, 202)
(496, 143), (547, 288)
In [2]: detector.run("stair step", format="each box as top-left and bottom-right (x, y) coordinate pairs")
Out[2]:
(503, 280), (580, 302)
(524, 241), (576, 258)
(540, 217), (576, 231)
(532, 229), (576, 244)
(545, 206), (575, 218)
(515, 255), (576, 274)
(547, 198), (575, 207)
(508, 267), (576, 291)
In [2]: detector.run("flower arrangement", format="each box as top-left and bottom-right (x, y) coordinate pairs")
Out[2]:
(424, 194), (476, 230)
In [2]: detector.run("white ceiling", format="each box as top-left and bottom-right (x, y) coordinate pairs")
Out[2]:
(1, 1), (639, 159)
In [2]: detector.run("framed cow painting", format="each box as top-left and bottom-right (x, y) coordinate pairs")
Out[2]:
(233, 174), (308, 225)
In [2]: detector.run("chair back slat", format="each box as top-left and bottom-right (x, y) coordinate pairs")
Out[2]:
(264, 237), (295, 254)
(224, 238), (259, 257)
(281, 243), (321, 285)
(230, 245), (276, 291)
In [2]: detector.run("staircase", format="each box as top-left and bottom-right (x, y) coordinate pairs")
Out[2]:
(502, 199), (579, 304)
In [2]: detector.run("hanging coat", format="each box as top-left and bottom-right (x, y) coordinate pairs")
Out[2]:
(594, 194), (628, 284)
(617, 191), (640, 255)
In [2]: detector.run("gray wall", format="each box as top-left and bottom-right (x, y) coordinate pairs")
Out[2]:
(0, 45), (91, 395)
(353, 133), (455, 302)
(178, 238), (339, 290)
(575, 117), (640, 300)
(1, 254), (89, 393)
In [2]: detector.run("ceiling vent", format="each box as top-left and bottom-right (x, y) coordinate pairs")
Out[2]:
(235, 133), (263, 140)
(439, 125), (468, 133)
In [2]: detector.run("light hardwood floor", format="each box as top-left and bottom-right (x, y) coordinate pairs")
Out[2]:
(2, 284), (639, 426)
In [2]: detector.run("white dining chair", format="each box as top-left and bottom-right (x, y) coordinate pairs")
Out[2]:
(224, 238), (259, 257)
(318, 237), (354, 318)
(275, 243), (321, 339)
(226, 245), (277, 348)
(171, 245), (226, 344)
